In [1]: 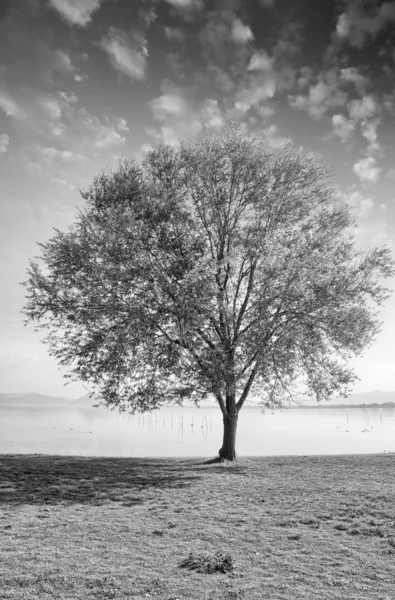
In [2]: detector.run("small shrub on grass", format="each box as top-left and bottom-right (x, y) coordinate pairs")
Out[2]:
(179, 551), (235, 574)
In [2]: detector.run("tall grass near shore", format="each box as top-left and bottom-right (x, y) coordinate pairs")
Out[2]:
(1, 454), (395, 599)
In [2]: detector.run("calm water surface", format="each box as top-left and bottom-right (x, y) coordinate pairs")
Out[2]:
(0, 405), (394, 457)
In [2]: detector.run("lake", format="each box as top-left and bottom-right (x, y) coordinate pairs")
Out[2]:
(1, 404), (394, 457)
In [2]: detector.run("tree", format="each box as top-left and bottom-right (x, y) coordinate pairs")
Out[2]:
(23, 126), (393, 461)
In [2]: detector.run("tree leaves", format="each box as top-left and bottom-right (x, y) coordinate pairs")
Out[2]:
(22, 125), (394, 414)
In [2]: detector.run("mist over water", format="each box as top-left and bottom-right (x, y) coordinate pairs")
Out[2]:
(1, 404), (394, 457)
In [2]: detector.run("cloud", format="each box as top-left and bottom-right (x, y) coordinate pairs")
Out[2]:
(361, 120), (380, 152)
(58, 91), (78, 105)
(0, 91), (20, 118)
(100, 28), (148, 80)
(259, 0), (275, 6)
(344, 189), (374, 217)
(38, 96), (62, 120)
(340, 67), (368, 90)
(332, 114), (355, 142)
(289, 77), (347, 120)
(38, 146), (84, 162)
(231, 18), (254, 44)
(331, 95), (381, 150)
(198, 4), (252, 70)
(0, 133), (9, 153)
(335, 1), (395, 49)
(208, 65), (235, 93)
(54, 49), (87, 82)
(353, 156), (381, 182)
(165, 52), (187, 78)
(150, 93), (188, 122)
(164, 0), (203, 8)
(115, 117), (129, 133)
(234, 77), (276, 114)
(80, 115), (127, 150)
(296, 66), (313, 88)
(148, 83), (223, 146)
(262, 124), (291, 148)
(48, 0), (103, 27)
(272, 20), (305, 58)
(199, 99), (223, 129)
(248, 50), (274, 72)
(164, 26), (185, 42)
(348, 95), (378, 121)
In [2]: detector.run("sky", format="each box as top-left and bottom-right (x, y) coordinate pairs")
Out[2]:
(0, 0), (395, 398)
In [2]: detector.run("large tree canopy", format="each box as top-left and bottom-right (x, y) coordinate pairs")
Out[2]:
(23, 126), (393, 460)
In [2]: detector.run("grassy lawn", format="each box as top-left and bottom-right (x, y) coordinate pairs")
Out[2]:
(1, 453), (395, 600)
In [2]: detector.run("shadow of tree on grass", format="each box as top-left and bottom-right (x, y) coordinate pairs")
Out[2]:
(0, 455), (202, 507)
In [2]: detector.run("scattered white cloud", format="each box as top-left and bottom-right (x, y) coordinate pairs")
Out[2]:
(340, 67), (368, 90)
(81, 116), (127, 150)
(335, 187), (389, 247)
(262, 124), (291, 148)
(164, 0), (202, 6)
(335, 1), (395, 49)
(48, 0), (103, 27)
(115, 118), (129, 133)
(353, 156), (381, 182)
(297, 66), (313, 88)
(148, 83), (224, 146)
(0, 133), (9, 153)
(231, 18), (254, 44)
(248, 50), (274, 72)
(165, 52), (187, 78)
(54, 49), (87, 81)
(330, 95), (381, 150)
(199, 99), (223, 129)
(332, 114), (355, 142)
(38, 146), (84, 162)
(100, 28), (148, 80)
(344, 189), (374, 217)
(0, 91), (20, 118)
(55, 49), (74, 72)
(234, 77), (276, 114)
(361, 119), (381, 152)
(27, 161), (45, 175)
(257, 105), (276, 119)
(138, 6), (157, 27)
(164, 26), (185, 42)
(272, 20), (305, 58)
(208, 65), (235, 93)
(150, 93), (188, 122)
(58, 91), (78, 105)
(37, 96), (62, 120)
(348, 95), (378, 121)
(289, 78), (347, 120)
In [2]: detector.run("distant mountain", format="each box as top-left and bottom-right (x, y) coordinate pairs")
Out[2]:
(328, 390), (395, 407)
(1, 390), (394, 409)
(72, 393), (101, 408)
(298, 390), (395, 408)
(0, 392), (73, 407)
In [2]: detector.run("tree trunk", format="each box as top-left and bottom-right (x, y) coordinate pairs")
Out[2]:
(218, 411), (238, 461)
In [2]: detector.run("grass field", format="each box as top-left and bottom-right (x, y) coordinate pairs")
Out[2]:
(1, 453), (395, 599)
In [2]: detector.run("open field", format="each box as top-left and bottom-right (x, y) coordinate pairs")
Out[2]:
(1, 453), (395, 600)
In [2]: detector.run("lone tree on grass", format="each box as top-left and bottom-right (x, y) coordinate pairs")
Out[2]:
(23, 126), (393, 461)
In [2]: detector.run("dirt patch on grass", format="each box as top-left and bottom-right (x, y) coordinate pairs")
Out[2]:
(1, 453), (395, 599)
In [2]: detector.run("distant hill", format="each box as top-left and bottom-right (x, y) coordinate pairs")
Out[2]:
(327, 390), (395, 407)
(297, 390), (395, 408)
(72, 394), (102, 408)
(0, 392), (73, 407)
(1, 390), (394, 409)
